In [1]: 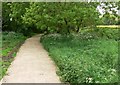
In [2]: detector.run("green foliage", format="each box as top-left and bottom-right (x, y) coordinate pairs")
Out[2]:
(93, 28), (119, 40)
(79, 28), (119, 40)
(2, 2), (31, 35)
(2, 3), (12, 30)
(102, 13), (118, 25)
(98, 2), (119, 25)
(0, 32), (26, 79)
(3, 2), (119, 34)
(2, 32), (26, 56)
(3, 2), (99, 34)
(22, 2), (99, 34)
(41, 30), (118, 83)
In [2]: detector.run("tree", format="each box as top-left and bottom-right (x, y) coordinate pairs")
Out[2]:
(3, 2), (99, 35)
(22, 2), (99, 34)
(2, 2), (11, 31)
(97, 2), (119, 25)
(2, 2), (30, 33)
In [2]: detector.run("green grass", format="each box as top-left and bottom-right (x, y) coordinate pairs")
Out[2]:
(41, 31), (118, 83)
(0, 32), (26, 80)
(2, 32), (26, 56)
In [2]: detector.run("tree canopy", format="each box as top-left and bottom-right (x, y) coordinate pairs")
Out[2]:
(2, 2), (119, 35)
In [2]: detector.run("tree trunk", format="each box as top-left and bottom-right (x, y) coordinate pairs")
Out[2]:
(76, 26), (80, 33)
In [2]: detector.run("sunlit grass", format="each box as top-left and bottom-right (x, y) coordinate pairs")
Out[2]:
(41, 32), (118, 83)
(97, 25), (120, 28)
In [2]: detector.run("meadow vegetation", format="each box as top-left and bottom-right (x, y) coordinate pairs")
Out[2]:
(41, 28), (119, 83)
(0, 32), (26, 79)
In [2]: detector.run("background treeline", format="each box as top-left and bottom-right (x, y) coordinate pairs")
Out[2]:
(2, 2), (119, 36)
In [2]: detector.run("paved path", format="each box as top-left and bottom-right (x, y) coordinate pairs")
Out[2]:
(2, 35), (60, 83)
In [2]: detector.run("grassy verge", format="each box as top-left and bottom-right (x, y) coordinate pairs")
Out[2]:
(41, 28), (119, 83)
(0, 32), (26, 80)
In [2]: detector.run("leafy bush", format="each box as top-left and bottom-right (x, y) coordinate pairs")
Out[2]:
(93, 28), (119, 40)
(76, 28), (119, 41)
(41, 33), (118, 83)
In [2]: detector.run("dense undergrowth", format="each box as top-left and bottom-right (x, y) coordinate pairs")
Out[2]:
(41, 28), (119, 83)
(0, 32), (26, 79)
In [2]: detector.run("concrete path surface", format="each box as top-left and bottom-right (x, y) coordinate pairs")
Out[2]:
(2, 34), (60, 83)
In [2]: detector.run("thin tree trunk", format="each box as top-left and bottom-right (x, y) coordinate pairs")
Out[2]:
(76, 26), (80, 33)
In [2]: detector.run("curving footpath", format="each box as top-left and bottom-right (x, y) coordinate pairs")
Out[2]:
(1, 34), (60, 83)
